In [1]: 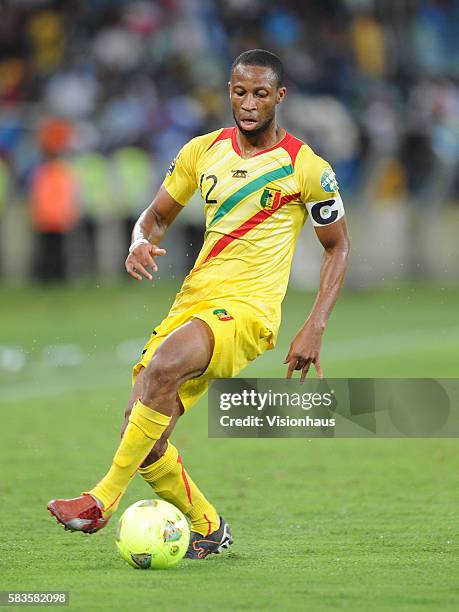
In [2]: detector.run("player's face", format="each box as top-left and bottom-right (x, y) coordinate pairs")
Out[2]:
(229, 65), (286, 137)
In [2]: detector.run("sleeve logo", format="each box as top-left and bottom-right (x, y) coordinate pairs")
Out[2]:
(320, 168), (339, 193)
(167, 158), (177, 176)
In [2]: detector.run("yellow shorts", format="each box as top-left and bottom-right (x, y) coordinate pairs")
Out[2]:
(132, 300), (274, 411)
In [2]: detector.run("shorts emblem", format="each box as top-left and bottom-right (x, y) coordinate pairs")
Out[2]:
(213, 308), (234, 321)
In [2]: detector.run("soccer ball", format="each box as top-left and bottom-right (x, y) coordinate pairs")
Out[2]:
(116, 499), (190, 569)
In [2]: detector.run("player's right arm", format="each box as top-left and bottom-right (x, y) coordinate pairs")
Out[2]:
(125, 187), (183, 281)
(126, 135), (204, 281)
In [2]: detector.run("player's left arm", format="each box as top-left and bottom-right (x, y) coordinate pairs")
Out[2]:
(285, 216), (350, 381)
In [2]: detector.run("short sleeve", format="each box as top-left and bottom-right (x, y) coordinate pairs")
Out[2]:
(162, 138), (200, 206)
(296, 147), (345, 227)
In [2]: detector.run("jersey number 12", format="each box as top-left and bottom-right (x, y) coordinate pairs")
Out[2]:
(200, 174), (218, 204)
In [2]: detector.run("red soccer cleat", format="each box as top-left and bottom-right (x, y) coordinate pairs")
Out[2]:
(47, 494), (109, 534)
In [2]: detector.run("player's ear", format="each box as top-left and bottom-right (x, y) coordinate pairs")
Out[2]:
(228, 81), (232, 96)
(276, 87), (287, 105)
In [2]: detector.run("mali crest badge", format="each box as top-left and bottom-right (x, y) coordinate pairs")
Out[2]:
(260, 186), (282, 210)
(213, 308), (234, 321)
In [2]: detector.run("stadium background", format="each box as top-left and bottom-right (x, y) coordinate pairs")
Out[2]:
(1, 1), (458, 610)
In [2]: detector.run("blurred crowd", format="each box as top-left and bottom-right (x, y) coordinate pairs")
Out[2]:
(0, 0), (458, 281)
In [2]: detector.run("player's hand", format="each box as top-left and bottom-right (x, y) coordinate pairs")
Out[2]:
(284, 322), (324, 382)
(125, 242), (166, 281)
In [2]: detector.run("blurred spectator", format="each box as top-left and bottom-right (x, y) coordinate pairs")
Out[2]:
(29, 156), (78, 282)
(111, 146), (157, 242)
(37, 117), (74, 156)
(44, 71), (99, 119)
(350, 13), (386, 78)
(71, 151), (114, 275)
(412, 0), (459, 76)
(0, 58), (26, 104)
(284, 93), (360, 192)
(26, 9), (64, 75)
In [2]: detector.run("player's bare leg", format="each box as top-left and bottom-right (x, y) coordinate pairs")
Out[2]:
(47, 319), (233, 556)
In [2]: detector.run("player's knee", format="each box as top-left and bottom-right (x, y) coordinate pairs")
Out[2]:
(143, 354), (180, 396)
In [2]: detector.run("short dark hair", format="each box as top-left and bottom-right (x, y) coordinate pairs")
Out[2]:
(231, 49), (284, 87)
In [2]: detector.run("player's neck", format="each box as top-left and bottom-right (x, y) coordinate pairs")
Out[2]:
(235, 123), (286, 159)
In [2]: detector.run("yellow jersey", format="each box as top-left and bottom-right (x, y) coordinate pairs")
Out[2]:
(162, 127), (345, 338)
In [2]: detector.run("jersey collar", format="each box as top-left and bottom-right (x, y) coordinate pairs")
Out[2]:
(231, 126), (292, 159)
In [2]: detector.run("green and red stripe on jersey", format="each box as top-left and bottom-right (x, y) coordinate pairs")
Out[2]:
(208, 164), (295, 228)
(202, 191), (301, 265)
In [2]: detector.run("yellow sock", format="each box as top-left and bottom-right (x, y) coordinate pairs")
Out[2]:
(138, 442), (219, 536)
(88, 400), (170, 514)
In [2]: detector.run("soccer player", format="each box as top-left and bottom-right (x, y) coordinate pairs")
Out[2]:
(48, 49), (350, 559)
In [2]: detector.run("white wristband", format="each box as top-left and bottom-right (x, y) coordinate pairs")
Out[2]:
(128, 238), (150, 254)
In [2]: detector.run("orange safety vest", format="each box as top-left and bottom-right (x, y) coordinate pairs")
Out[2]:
(30, 160), (78, 232)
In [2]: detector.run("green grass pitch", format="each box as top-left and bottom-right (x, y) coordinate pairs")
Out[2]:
(1, 281), (458, 611)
